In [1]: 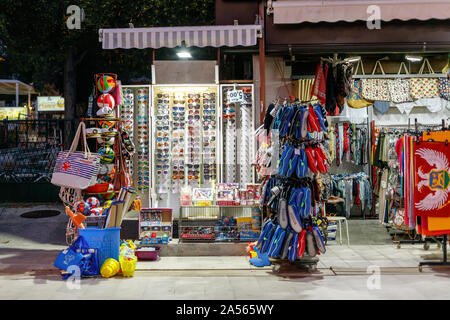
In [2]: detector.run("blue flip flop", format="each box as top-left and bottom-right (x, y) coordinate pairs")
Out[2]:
(288, 188), (303, 233)
(268, 225), (286, 258)
(296, 148), (308, 178)
(261, 223), (277, 254)
(281, 229), (293, 260)
(299, 187), (311, 218)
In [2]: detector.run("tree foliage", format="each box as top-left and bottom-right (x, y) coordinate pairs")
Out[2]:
(0, 0), (215, 99)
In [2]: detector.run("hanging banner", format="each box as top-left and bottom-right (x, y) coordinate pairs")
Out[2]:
(37, 96), (65, 112)
(414, 141), (450, 217)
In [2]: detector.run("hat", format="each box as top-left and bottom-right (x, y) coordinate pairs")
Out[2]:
(373, 100), (390, 114)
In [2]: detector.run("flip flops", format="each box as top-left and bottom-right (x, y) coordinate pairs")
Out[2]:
(312, 225), (326, 254)
(305, 231), (317, 257)
(278, 197), (289, 229)
(278, 145), (295, 176)
(281, 229), (293, 260)
(257, 219), (274, 251)
(315, 147), (328, 173)
(313, 105), (327, 131)
(297, 229), (306, 258)
(286, 150), (299, 177)
(299, 187), (311, 218)
(305, 147), (319, 174)
(301, 109), (309, 138)
(268, 225), (286, 258)
(288, 232), (299, 262)
(296, 147), (308, 178)
(288, 188), (303, 233)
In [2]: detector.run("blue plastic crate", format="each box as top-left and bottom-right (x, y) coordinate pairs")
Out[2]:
(79, 228), (120, 267)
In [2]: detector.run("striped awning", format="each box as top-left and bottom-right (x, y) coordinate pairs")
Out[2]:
(99, 25), (262, 50)
(272, 0), (450, 24)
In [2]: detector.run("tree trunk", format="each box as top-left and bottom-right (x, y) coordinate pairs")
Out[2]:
(63, 49), (77, 148)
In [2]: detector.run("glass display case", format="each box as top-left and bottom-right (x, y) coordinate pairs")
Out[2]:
(120, 85), (151, 208)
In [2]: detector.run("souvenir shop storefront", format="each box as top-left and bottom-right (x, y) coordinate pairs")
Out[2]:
(52, 16), (450, 278)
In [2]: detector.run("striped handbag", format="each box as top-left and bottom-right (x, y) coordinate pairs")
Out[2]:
(51, 122), (101, 189)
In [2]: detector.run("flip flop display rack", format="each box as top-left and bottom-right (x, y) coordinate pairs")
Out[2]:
(256, 100), (330, 265)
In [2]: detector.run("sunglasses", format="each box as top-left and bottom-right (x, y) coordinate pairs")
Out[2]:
(188, 104), (200, 110)
(188, 94), (200, 99)
(157, 93), (169, 98)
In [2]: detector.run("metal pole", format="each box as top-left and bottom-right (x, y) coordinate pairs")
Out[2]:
(258, 0), (266, 125)
(15, 82), (19, 107)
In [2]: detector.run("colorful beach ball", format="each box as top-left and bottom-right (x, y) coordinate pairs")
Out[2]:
(97, 93), (115, 109)
(86, 196), (100, 209)
(104, 183), (115, 200)
(98, 146), (115, 163)
(97, 75), (116, 93)
(98, 119), (115, 129)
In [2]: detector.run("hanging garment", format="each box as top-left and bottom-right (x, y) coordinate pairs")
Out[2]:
(325, 63), (339, 115)
(338, 123), (344, 165)
(311, 61), (328, 104)
(328, 123), (336, 162)
(335, 124), (340, 166)
(373, 100), (391, 114)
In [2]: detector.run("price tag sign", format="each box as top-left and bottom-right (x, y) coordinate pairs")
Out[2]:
(227, 90), (244, 104)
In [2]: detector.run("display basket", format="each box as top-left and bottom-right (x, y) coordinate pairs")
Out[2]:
(135, 246), (162, 261)
(79, 227), (121, 267)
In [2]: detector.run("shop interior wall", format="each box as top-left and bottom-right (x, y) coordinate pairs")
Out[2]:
(252, 55), (292, 110)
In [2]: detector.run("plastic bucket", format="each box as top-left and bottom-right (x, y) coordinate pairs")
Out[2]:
(79, 228), (121, 267)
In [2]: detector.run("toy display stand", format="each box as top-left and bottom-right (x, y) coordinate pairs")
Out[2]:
(270, 256), (319, 274)
(64, 74), (125, 245)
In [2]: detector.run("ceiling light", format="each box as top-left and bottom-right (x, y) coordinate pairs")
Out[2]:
(405, 55), (423, 62)
(177, 51), (191, 58)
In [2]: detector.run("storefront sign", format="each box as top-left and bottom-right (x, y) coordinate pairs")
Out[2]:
(0, 107), (28, 120)
(227, 89), (245, 103)
(37, 96), (65, 112)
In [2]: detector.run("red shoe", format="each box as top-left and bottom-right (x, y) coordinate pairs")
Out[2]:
(297, 229), (306, 258)
(305, 147), (318, 174)
(315, 146), (328, 173)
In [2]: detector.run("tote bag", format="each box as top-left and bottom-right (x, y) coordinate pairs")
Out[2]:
(361, 61), (391, 101)
(387, 62), (414, 103)
(438, 78), (450, 101)
(347, 59), (374, 108)
(51, 122), (101, 189)
(409, 58), (440, 99)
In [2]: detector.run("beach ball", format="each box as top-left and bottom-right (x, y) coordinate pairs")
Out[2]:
(75, 201), (90, 215)
(98, 119), (115, 129)
(98, 146), (115, 163)
(89, 207), (104, 216)
(97, 136), (115, 145)
(97, 75), (116, 93)
(97, 93), (115, 109)
(104, 183), (115, 200)
(86, 196), (100, 209)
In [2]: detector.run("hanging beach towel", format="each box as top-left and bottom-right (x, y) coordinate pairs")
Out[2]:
(51, 122), (101, 189)
(409, 58), (439, 99)
(387, 62), (414, 103)
(347, 59), (374, 108)
(311, 61), (328, 105)
(361, 60), (391, 101)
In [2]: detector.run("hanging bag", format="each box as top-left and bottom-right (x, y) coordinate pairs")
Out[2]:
(347, 59), (374, 108)
(438, 77), (450, 101)
(361, 60), (391, 101)
(54, 235), (90, 271)
(51, 122), (101, 189)
(409, 58), (440, 99)
(387, 62), (414, 103)
(113, 133), (133, 191)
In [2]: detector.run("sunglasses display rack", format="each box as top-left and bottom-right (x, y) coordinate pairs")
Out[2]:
(151, 85), (219, 211)
(121, 85), (151, 208)
(220, 85), (256, 187)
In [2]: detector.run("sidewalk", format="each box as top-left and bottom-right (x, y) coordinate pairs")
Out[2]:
(1, 203), (450, 299)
